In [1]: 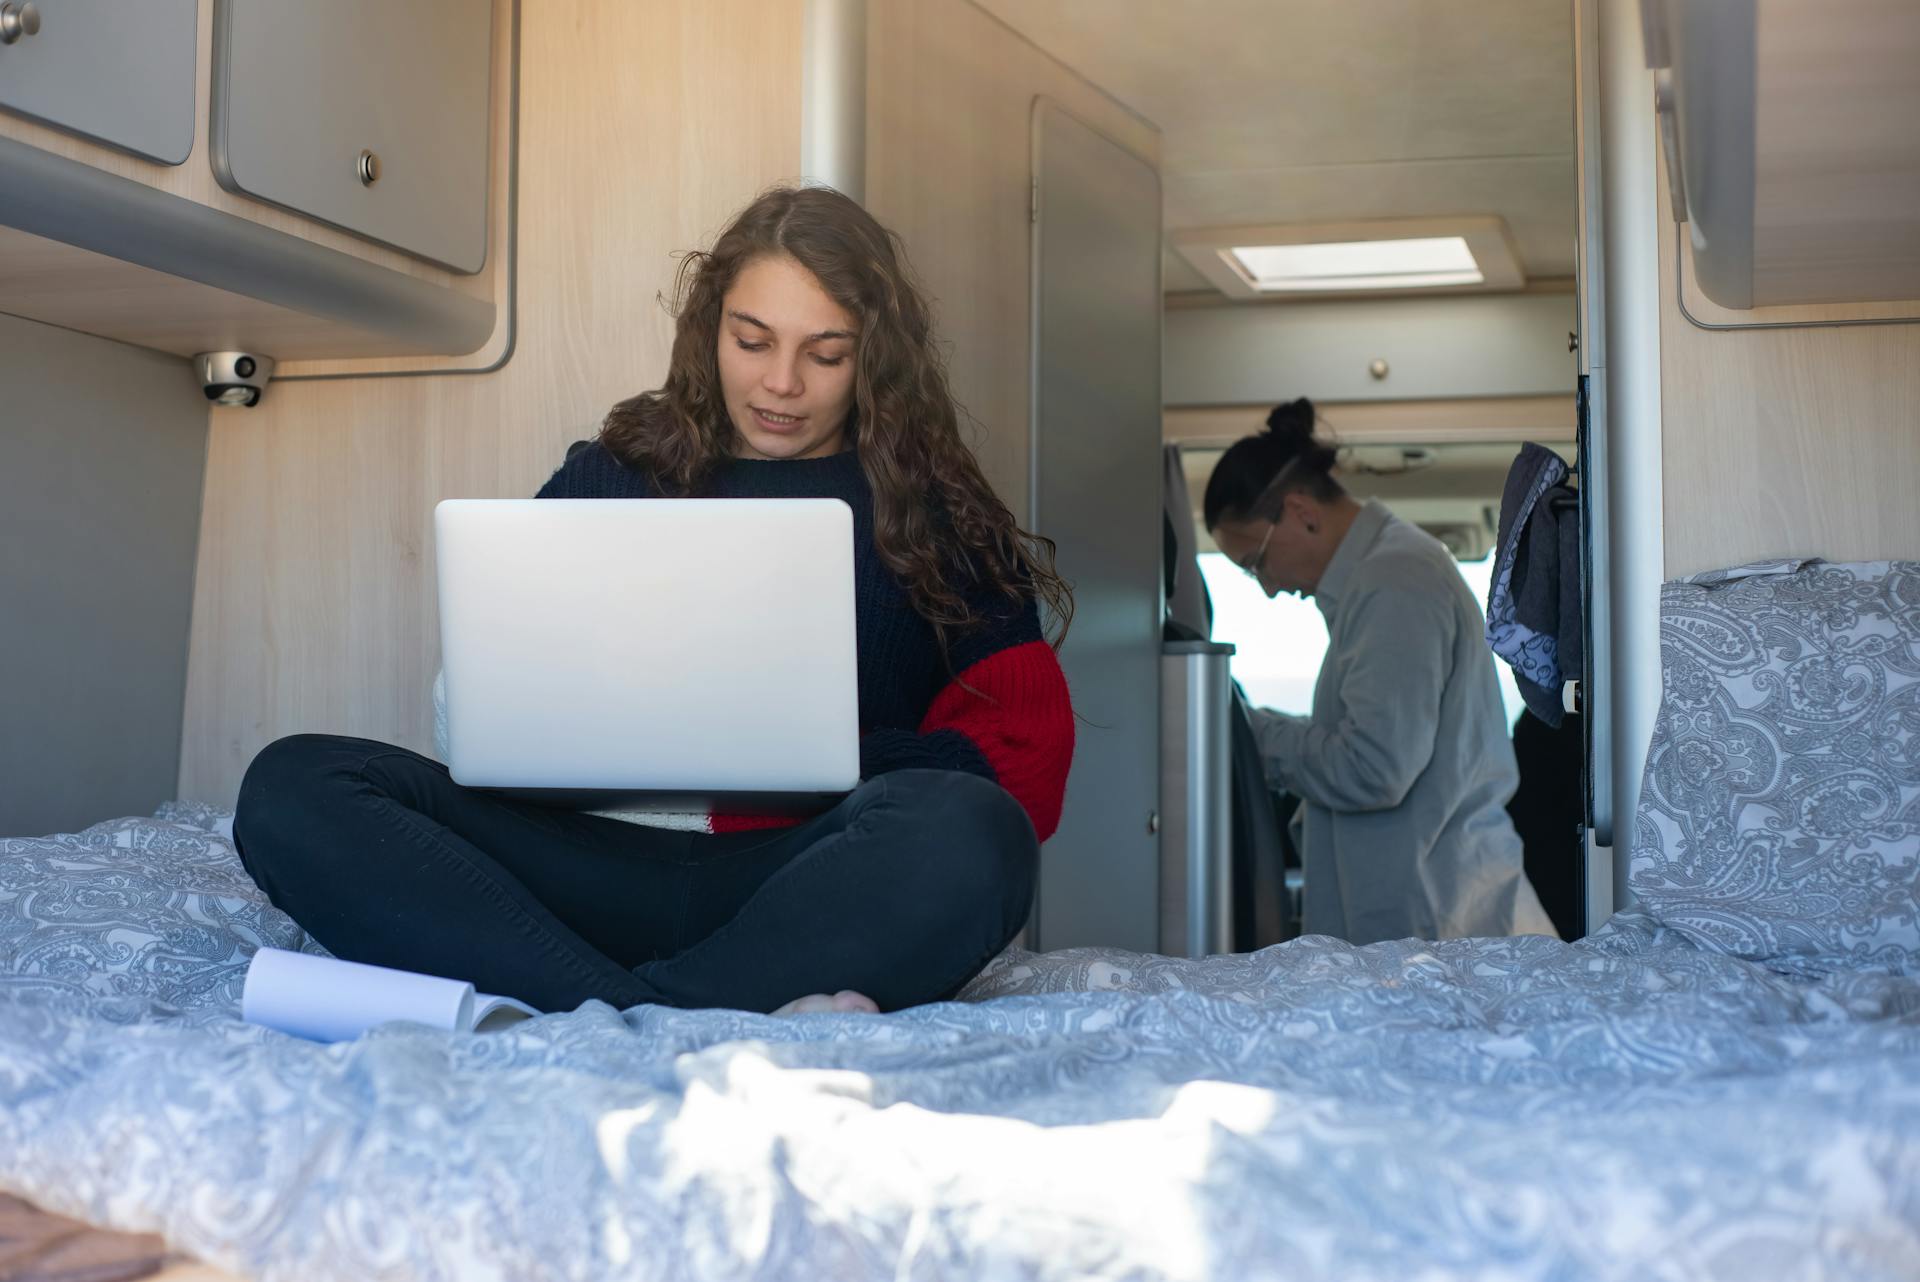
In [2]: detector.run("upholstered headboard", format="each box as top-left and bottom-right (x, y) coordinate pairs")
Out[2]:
(1632, 559), (1920, 974)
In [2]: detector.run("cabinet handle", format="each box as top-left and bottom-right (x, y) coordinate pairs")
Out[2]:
(357, 149), (381, 187)
(1653, 68), (1689, 224)
(0, 2), (41, 45)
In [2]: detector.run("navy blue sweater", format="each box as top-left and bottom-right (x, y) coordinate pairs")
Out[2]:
(535, 442), (1071, 813)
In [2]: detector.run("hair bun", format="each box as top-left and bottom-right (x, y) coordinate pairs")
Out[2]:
(1264, 397), (1316, 444)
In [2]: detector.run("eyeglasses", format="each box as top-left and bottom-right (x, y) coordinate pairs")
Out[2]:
(1238, 521), (1277, 580)
(1233, 453), (1305, 581)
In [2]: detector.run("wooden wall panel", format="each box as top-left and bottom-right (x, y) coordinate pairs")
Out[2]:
(864, 0), (1159, 517)
(1751, 0), (1920, 307)
(179, 0), (806, 804)
(1656, 164), (1920, 579)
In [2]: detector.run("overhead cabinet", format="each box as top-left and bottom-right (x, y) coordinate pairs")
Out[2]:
(0, 0), (198, 165)
(0, 0), (509, 364)
(211, 0), (495, 274)
(1650, 0), (1920, 310)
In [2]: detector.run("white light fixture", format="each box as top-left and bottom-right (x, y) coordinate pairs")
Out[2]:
(1172, 217), (1524, 301)
(1227, 236), (1483, 292)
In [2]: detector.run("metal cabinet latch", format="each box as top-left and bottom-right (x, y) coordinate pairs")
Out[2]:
(0, 2), (42, 45)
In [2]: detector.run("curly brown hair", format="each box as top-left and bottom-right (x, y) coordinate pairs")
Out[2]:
(600, 185), (1073, 650)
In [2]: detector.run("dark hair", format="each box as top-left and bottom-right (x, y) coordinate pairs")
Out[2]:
(599, 185), (1072, 649)
(1202, 397), (1342, 529)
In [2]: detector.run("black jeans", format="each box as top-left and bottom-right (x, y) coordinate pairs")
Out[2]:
(231, 735), (1038, 1014)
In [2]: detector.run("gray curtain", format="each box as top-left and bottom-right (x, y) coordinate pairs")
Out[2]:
(1162, 443), (1212, 637)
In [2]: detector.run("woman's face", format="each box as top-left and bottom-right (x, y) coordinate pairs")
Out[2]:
(717, 253), (859, 461)
(1212, 495), (1320, 599)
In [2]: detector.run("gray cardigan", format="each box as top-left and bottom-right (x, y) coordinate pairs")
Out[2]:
(1251, 501), (1554, 943)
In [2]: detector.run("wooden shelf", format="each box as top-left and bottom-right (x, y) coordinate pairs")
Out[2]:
(0, 137), (494, 359)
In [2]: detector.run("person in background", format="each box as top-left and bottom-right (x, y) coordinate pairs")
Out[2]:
(1204, 399), (1552, 944)
(1507, 709), (1586, 941)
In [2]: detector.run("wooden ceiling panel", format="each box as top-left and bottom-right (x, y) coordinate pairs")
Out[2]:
(974, 0), (1577, 286)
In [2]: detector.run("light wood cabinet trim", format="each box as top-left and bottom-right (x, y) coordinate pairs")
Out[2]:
(0, 135), (495, 356)
(0, 226), (476, 358)
(1165, 396), (1576, 448)
(1674, 221), (1920, 329)
(1749, 0), (1920, 308)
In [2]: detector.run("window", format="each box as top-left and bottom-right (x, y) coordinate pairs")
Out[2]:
(1167, 215), (1524, 299)
(1197, 551), (1528, 729)
(1226, 236), (1483, 293)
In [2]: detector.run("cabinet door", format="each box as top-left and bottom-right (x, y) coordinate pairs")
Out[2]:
(0, 0), (197, 164)
(211, 0), (494, 274)
(1028, 100), (1165, 952)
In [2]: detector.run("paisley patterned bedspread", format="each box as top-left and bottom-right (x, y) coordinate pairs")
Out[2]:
(0, 802), (1913, 1281)
(4, 559), (1919, 1280)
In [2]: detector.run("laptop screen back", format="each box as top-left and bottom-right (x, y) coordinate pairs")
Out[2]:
(434, 498), (860, 795)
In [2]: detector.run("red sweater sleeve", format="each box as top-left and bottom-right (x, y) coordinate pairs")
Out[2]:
(911, 640), (1074, 841)
(739, 643), (1074, 838)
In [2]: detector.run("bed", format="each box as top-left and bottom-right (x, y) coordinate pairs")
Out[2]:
(3, 559), (1917, 1281)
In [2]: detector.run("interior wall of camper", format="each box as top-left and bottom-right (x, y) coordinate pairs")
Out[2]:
(178, 0), (807, 802)
(1655, 175), (1920, 577)
(872, 1), (1163, 953)
(1166, 293), (1577, 408)
(178, 0), (1157, 807)
(0, 315), (206, 835)
(865, 0), (1157, 515)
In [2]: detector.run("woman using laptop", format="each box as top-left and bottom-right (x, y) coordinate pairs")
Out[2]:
(231, 186), (1076, 1019)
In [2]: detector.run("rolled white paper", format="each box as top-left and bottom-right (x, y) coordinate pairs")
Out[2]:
(243, 947), (476, 1042)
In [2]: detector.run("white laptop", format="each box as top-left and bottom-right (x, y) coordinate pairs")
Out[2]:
(433, 498), (861, 806)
